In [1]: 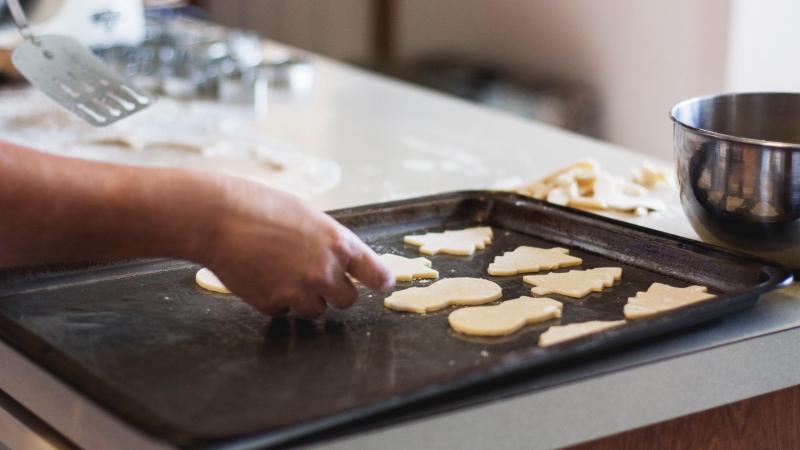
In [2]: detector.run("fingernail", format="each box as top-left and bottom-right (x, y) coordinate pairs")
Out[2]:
(380, 274), (395, 293)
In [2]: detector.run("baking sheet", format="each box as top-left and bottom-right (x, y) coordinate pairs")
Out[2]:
(0, 191), (790, 448)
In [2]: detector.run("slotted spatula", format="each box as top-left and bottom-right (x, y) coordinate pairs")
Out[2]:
(6, 0), (153, 126)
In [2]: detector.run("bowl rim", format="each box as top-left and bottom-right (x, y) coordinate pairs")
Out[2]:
(670, 92), (800, 149)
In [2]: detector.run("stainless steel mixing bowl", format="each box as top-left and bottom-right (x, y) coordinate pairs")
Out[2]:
(672, 92), (800, 268)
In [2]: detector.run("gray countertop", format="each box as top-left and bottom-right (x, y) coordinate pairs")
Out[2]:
(0, 45), (798, 449)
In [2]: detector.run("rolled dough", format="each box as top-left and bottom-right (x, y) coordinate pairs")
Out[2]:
(380, 254), (439, 281)
(538, 320), (626, 347)
(403, 226), (493, 256)
(448, 296), (563, 336)
(195, 268), (231, 294)
(523, 267), (622, 298)
(487, 246), (582, 276)
(624, 283), (715, 319)
(384, 277), (502, 313)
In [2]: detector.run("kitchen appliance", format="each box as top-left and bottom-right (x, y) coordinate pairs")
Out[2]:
(672, 92), (800, 268)
(0, 191), (789, 448)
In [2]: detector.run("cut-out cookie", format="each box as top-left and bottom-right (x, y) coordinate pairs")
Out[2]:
(403, 226), (492, 256)
(196, 268), (231, 294)
(538, 320), (626, 347)
(448, 296), (563, 336)
(487, 246), (582, 276)
(523, 267), (622, 298)
(380, 254), (439, 281)
(384, 277), (502, 313)
(624, 283), (715, 319)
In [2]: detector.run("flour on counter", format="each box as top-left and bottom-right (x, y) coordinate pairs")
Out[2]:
(0, 88), (340, 199)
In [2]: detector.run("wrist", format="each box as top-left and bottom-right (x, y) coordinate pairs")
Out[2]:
(145, 168), (229, 264)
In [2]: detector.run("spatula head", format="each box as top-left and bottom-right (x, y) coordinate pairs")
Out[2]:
(11, 35), (154, 127)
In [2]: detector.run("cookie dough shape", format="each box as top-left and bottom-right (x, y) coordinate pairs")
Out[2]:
(448, 296), (563, 336)
(196, 268), (231, 294)
(523, 267), (622, 298)
(624, 283), (715, 319)
(380, 254), (439, 281)
(538, 320), (626, 347)
(488, 246), (582, 276)
(403, 226), (493, 256)
(384, 277), (502, 313)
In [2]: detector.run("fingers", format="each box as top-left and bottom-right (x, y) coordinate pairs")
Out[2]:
(253, 303), (290, 317)
(322, 273), (359, 309)
(293, 295), (327, 319)
(339, 229), (395, 293)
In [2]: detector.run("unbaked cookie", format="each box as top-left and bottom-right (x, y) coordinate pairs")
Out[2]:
(624, 283), (715, 319)
(384, 277), (502, 313)
(448, 296), (562, 336)
(538, 320), (626, 347)
(195, 268), (231, 294)
(403, 226), (492, 256)
(380, 254), (439, 281)
(487, 246), (582, 276)
(523, 267), (622, 298)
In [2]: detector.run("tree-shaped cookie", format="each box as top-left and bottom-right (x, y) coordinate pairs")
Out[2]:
(538, 320), (626, 347)
(523, 267), (622, 298)
(379, 254), (439, 281)
(487, 246), (582, 276)
(403, 226), (492, 256)
(384, 277), (502, 313)
(448, 296), (563, 336)
(624, 283), (715, 319)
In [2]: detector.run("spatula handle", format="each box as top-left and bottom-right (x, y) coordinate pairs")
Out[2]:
(6, 0), (33, 41)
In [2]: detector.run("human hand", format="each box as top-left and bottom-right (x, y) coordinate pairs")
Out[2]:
(199, 176), (394, 319)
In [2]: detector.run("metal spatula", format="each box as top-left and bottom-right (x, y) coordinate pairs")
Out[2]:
(6, 0), (153, 126)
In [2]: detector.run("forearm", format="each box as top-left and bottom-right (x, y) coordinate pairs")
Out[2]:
(0, 141), (222, 267)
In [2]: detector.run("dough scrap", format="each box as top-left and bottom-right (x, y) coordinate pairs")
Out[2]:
(624, 283), (715, 319)
(487, 246), (582, 276)
(538, 320), (626, 347)
(384, 277), (502, 313)
(404, 226), (493, 256)
(196, 268), (231, 294)
(523, 267), (622, 298)
(631, 162), (675, 189)
(448, 296), (563, 336)
(512, 159), (667, 215)
(515, 160), (599, 200)
(380, 254), (439, 281)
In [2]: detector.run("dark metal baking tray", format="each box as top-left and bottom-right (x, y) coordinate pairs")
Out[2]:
(0, 191), (791, 448)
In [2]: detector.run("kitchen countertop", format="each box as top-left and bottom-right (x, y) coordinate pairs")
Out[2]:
(0, 47), (798, 449)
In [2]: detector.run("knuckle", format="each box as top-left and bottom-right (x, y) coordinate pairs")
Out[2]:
(328, 228), (354, 258)
(294, 305), (323, 320)
(329, 239), (350, 261)
(304, 272), (330, 290)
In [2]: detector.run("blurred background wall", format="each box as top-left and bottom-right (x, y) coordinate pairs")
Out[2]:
(200, 0), (798, 160)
